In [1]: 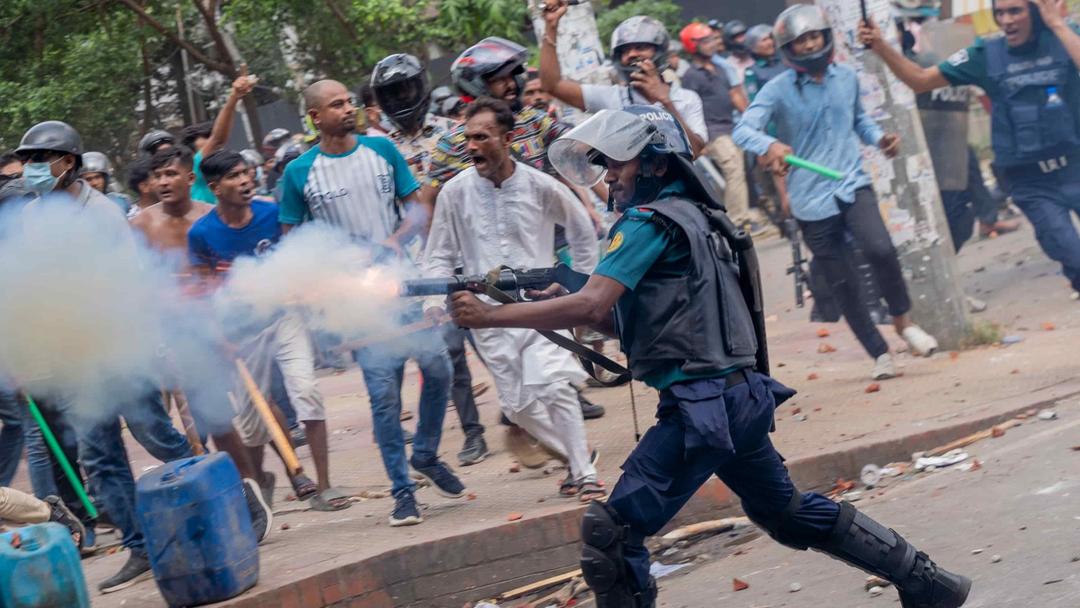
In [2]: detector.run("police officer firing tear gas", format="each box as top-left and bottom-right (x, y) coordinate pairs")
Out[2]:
(860, 0), (1080, 301)
(447, 106), (972, 608)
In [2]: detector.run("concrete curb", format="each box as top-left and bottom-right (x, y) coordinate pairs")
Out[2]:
(220, 381), (1080, 608)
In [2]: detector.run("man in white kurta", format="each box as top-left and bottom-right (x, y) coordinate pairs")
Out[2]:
(421, 99), (601, 490)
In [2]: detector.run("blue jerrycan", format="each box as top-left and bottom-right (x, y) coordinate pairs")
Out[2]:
(136, 452), (259, 607)
(0, 522), (90, 608)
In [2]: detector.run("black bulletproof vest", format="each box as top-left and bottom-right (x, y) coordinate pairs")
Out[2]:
(613, 196), (758, 380)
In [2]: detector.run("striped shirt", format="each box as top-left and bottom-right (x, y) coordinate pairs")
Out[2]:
(425, 106), (570, 189)
(278, 137), (419, 242)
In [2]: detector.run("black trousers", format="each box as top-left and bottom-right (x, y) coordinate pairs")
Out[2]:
(799, 188), (912, 359)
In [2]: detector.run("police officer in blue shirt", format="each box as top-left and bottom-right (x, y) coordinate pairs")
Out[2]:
(447, 106), (971, 608)
(862, 0), (1080, 300)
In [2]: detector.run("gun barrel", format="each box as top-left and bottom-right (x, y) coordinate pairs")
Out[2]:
(398, 277), (466, 296)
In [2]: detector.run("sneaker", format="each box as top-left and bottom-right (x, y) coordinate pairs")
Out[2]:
(458, 433), (490, 466)
(45, 496), (85, 550)
(241, 477), (273, 544)
(872, 353), (897, 380)
(289, 425), (308, 448)
(901, 326), (938, 357)
(578, 392), (606, 420)
(410, 456), (466, 499)
(389, 491), (423, 527)
(98, 552), (152, 593)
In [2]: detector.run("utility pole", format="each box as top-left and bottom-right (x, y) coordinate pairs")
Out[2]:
(817, 0), (970, 348)
(526, 0), (611, 125)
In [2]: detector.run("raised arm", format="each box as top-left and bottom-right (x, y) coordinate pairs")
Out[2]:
(858, 21), (950, 94)
(199, 66), (257, 157)
(539, 1), (587, 110)
(1035, 0), (1080, 70)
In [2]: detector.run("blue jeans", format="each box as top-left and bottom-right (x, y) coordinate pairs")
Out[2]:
(73, 412), (145, 555)
(0, 390), (24, 487)
(123, 390), (193, 463)
(1001, 160), (1080, 292)
(607, 373), (839, 591)
(354, 332), (452, 497)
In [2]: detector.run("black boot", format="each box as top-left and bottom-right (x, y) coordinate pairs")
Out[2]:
(821, 502), (970, 608)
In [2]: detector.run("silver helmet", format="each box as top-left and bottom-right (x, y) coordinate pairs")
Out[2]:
(774, 4), (834, 73)
(80, 151), (112, 177)
(611, 16), (671, 82)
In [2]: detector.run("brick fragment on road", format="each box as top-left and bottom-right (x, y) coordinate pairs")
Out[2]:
(732, 578), (749, 591)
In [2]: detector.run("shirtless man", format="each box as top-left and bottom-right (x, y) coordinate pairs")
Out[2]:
(131, 146), (213, 261)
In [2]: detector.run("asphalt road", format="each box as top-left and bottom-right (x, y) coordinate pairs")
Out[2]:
(655, 400), (1080, 608)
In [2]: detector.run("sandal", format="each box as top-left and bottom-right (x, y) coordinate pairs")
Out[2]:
(558, 474), (579, 498)
(289, 473), (318, 501)
(577, 480), (607, 503)
(309, 487), (352, 512)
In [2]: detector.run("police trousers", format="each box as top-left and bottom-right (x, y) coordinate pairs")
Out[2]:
(999, 159), (1080, 292)
(607, 371), (840, 591)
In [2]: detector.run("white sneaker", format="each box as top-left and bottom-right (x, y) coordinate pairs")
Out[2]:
(901, 326), (938, 357)
(871, 353), (897, 380)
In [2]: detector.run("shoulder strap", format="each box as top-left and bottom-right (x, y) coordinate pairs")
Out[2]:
(984, 37), (1007, 79)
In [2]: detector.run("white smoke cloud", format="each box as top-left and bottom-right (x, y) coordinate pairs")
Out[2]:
(0, 201), (437, 426)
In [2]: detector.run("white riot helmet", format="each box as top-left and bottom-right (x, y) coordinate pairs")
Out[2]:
(774, 4), (834, 74)
(891, 0), (941, 18)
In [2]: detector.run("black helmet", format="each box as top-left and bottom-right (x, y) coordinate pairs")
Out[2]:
(774, 5), (834, 74)
(451, 37), (528, 107)
(262, 128), (291, 151)
(723, 19), (749, 53)
(372, 53), (431, 134)
(610, 16), (671, 83)
(17, 121), (83, 158)
(80, 151), (112, 179)
(139, 129), (175, 155)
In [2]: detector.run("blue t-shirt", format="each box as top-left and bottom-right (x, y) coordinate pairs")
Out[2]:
(188, 200), (280, 269)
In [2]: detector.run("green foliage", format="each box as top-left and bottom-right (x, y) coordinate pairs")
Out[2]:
(594, 0), (684, 49)
(435, 0), (531, 46)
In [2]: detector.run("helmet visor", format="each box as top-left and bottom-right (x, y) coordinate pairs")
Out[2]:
(548, 109), (656, 187)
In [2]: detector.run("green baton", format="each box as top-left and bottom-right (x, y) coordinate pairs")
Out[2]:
(25, 394), (98, 518)
(784, 155), (845, 181)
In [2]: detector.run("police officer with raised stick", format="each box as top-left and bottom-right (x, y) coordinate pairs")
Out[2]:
(447, 106), (971, 608)
(861, 0), (1080, 300)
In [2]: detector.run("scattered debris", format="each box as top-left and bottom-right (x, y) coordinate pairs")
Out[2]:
(1041, 322), (1056, 331)
(1037, 409), (1058, 421)
(860, 464), (882, 488)
(791, 407), (802, 415)
(865, 576), (891, 591)
(467, 493), (477, 501)
(828, 479), (857, 497)
(949, 351), (960, 360)
(358, 489), (391, 500)
(816, 328), (831, 338)
(868, 586), (885, 597)
(957, 459), (983, 472)
(1010, 369), (1020, 375)
(649, 562), (688, 579)
(971, 549), (984, 555)
(796, 414), (808, 422)
(789, 582), (802, 593)
(807, 373), (819, 381)
(509, 464), (521, 473)
(865, 383), (881, 394)
(915, 449), (969, 471)
(658, 517), (750, 548)
(1001, 335), (1024, 345)
(817, 343), (837, 354)
(992, 555), (1002, 563)
(765, 314), (779, 322)
(732, 578), (750, 592)
(1044, 579), (1064, 585)
(1070, 446), (1080, 452)
(280, 523), (290, 531)
(499, 570), (581, 601)
(506, 513), (523, 522)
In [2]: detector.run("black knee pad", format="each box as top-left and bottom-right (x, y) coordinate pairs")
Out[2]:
(580, 502), (655, 608)
(744, 489), (811, 551)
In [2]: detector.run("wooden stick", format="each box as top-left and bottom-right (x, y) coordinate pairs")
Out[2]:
(499, 569), (582, 601)
(659, 516), (751, 547)
(925, 419), (1022, 457)
(333, 319), (436, 353)
(234, 358), (302, 476)
(165, 389), (205, 456)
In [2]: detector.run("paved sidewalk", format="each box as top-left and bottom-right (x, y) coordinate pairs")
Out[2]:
(12, 223), (1075, 607)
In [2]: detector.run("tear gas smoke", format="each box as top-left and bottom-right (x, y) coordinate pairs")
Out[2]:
(0, 200), (434, 426)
